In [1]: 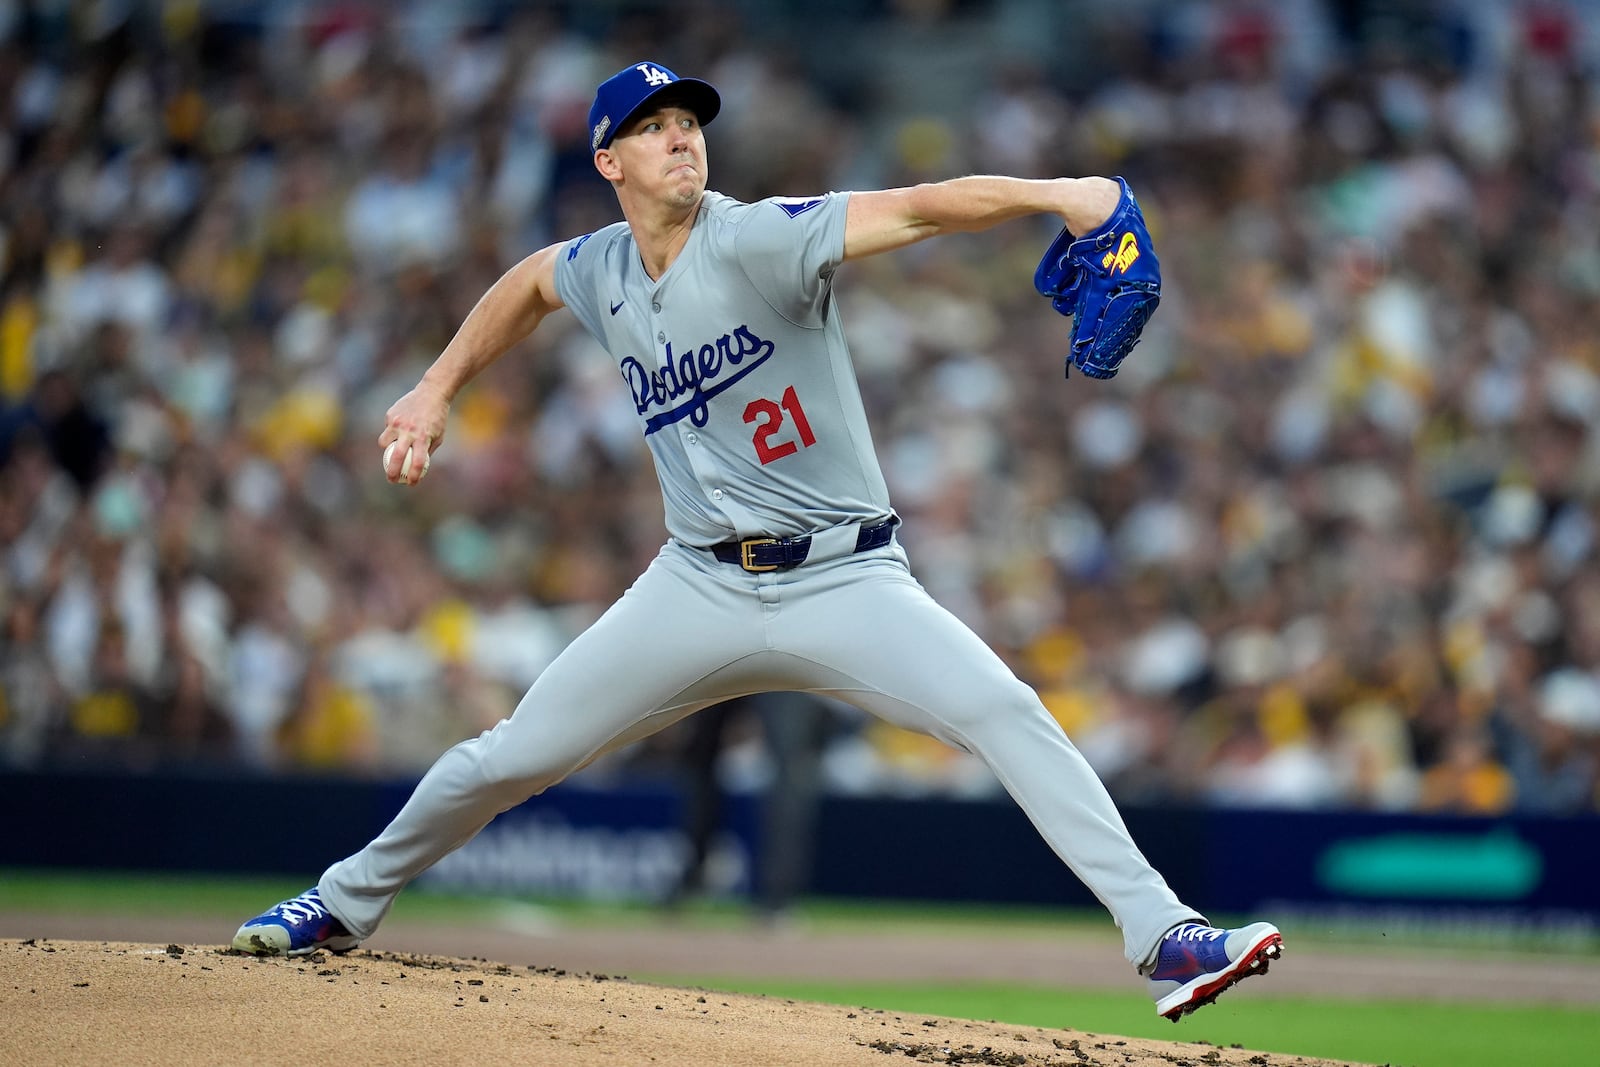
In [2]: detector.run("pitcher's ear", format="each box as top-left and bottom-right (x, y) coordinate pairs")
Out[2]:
(594, 148), (622, 182)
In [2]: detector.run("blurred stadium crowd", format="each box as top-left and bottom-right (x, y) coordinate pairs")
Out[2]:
(2, 0), (1598, 815)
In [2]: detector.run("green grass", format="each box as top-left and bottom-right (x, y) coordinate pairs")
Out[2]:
(1, 869), (1593, 957)
(638, 977), (1597, 1067)
(0, 869), (494, 923)
(4, 868), (1589, 975)
(0, 869), (1131, 938)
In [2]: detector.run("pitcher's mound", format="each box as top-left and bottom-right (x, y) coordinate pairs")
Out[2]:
(2, 939), (1365, 1066)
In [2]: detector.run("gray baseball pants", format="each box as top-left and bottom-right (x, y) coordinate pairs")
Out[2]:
(319, 538), (1199, 968)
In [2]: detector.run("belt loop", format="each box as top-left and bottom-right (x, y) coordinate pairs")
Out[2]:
(804, 522), (866, 567)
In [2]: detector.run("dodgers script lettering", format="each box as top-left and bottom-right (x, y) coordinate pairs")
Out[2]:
(621, 324), (776, 434)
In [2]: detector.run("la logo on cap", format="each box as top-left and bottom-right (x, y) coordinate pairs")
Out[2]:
(636, 63), (673, 86)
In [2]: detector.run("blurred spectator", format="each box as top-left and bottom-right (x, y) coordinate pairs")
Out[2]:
(1418, 725), (1517, 815)
(0, 0), (1596, 817)
(0, 596), (64, 767)
(52, 619), (161, 766)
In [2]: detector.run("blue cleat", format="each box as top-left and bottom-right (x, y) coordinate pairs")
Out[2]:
(1148, 921), (1283, 1020)
(231, 887), (360, 957)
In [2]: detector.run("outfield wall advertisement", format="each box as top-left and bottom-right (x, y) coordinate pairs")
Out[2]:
(4, 769), (1596, 926)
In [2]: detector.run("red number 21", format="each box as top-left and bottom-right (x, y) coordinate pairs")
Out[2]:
(743, 385), (817, 465)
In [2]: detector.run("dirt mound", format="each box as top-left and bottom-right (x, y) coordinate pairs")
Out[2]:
(2, 939), (1366, 1067)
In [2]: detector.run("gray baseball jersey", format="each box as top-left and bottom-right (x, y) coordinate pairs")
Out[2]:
(318, 190), (1200, 971)
(554, 191), (890, 545)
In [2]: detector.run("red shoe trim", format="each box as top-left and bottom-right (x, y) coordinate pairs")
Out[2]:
(1160, 932), (1283, 1021)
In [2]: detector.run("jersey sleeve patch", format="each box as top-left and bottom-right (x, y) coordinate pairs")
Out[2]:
(566, 232), (594, 260)
(773, 197), (825, 218)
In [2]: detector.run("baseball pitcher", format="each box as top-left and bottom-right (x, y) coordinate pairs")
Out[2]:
(233, 60), (1281, 1021)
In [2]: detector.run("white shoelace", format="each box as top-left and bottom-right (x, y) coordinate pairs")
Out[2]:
(1169, 923), (1223, 942)
(276, 893), (330, 923)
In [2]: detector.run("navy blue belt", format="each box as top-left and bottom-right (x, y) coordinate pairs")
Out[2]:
(711, 516), (900, 573)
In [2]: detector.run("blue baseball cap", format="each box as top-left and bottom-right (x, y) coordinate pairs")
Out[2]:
(587, 61), (721, 152)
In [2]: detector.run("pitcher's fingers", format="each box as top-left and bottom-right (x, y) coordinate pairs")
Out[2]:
(382, 439), (409, 482)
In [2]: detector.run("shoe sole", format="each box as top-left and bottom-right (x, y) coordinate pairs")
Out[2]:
(231, 927), (361, 957)
(1157, 930), (1283, 1021)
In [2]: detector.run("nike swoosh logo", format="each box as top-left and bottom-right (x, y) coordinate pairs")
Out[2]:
(610, 300), (625, 315)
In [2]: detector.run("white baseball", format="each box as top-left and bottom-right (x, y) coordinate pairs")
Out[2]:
(383, 440), (430, 482)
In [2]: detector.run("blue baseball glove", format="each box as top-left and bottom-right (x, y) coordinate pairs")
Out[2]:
(1033, 176), (1161, 380)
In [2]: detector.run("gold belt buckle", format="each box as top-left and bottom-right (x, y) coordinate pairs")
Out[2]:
(740, 538), (780, 572)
